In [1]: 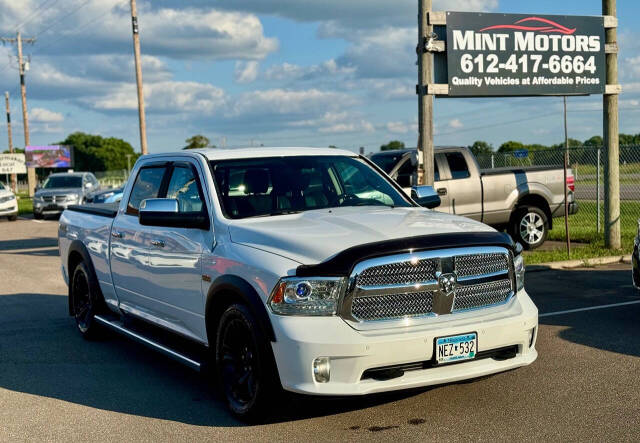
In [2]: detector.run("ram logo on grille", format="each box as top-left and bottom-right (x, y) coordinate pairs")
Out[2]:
(433, 273), (457, 315)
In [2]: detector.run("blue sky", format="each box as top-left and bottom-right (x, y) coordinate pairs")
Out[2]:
(0, 0), (638, 155)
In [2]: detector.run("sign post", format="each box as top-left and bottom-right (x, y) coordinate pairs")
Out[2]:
(421, 9), (619, 252)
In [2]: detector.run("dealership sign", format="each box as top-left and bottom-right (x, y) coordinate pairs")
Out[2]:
(439, 12), (605, 96)
(0, 154), (27, 174)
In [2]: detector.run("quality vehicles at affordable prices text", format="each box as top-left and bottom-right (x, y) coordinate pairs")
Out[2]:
(58, 147), (538, 420)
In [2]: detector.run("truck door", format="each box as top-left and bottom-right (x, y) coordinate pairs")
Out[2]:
(141, 161), (212, 342)
(439, 151), (482, 220)
(110, 164), (169, 314)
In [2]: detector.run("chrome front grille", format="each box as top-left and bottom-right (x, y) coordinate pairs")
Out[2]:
(453, 279), (513, 311)
(356, 258), (438, 286)
(344, 247), (514, 326)
(351, 291), (434, 321)
(42, 196), (54, 202)
(454, 253), (509, 278)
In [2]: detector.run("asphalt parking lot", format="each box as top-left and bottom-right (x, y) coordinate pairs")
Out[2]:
(1, 217), (639, 442)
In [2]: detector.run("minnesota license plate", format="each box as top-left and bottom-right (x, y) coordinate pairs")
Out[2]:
(436, 333), (477, 364)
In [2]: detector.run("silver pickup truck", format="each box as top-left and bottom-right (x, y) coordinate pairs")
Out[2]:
(371, 147), (578, 249)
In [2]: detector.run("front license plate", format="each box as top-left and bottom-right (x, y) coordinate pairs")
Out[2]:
(436, 333), (477, 364)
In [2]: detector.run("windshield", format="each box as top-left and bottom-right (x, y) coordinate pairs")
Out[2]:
(43, 175), (83, 189)
(370, 152), (407, 173)
(211, 156), (412, 219)
(0, 181), (7, 191)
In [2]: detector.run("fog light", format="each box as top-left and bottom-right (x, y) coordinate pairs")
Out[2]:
(313, 357), (331, 383)
(528, 327), (536, 348)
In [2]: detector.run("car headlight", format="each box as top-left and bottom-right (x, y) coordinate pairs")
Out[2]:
(268, 277), (347, 316)
(513, 246), (525, 292)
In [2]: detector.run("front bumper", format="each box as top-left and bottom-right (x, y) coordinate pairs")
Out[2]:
(0, 200), (18, 216)
(33, 200), (76, 215)
(270, 289), (538, 396)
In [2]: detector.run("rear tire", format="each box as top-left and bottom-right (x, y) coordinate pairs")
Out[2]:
(34, 212), (43, 220)
(215, 304), (281, 422)
(511, 206), (548, 250)
(71, 262), (104, 340)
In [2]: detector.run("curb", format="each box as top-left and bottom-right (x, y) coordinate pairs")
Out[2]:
(527, 254), (632, 273)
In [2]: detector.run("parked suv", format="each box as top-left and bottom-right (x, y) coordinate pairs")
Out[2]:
(33, 172), (99, 219)
(58, 148), (537, 420)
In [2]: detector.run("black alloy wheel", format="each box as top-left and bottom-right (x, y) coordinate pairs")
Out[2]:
(215, 304), (279, 421)
(72, 262), (102, 339)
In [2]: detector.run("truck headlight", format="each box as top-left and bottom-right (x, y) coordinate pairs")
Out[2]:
(268, 277), (346, 316)
(514, 251), (525, 292)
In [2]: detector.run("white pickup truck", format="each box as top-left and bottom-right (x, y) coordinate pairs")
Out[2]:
(58, 147), (537, 420)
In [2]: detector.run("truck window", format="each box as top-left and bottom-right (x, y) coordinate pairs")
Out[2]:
(212, 156), (411, 219)
(445, 152), (470, 180)
(127, 167), (167, 215)
(166, 166), (204, 213)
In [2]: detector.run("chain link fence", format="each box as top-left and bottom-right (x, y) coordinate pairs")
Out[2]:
(477, 145), (640, 249)
(94, 169), (130, 188)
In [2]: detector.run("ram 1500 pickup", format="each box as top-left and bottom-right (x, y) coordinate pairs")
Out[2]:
(371, 147), (578, 249)
(59, 147), (537, 420)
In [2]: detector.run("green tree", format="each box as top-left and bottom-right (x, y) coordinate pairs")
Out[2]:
(584, 135), (603, 147)
(183, 135), (211, 150)
(468, 141), (493, 156)
(380, 140), (405, 151)
(56, 132), (139, 172)
(550, 138), (583, 150)
(497, 141), (525, 153)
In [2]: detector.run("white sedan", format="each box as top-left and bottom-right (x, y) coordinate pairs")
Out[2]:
(0, 181), (18, 221)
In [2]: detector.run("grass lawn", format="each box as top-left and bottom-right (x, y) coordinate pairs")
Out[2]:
(524, 200), (638, 264)
(16, 193), (33, 216)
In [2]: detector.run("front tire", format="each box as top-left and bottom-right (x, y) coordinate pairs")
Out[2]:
(71, 262), (104, 339)
(512, 206), (548, 250)
(34, 211), (43, 220)
(215, 304), (280, 422)
(8, 214), (17, 221)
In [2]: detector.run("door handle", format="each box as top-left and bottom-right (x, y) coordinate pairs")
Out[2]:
(437, 188), (448, 196)
(111, 231), (123, 239)
(151, 240), (165, 248)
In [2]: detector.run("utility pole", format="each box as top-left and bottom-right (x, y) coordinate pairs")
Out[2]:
(5, 92), (16, 193)
(1, 32), (36, 196)
(417, 0), (435, 186)
(563, 96), (571, 259)
(603, 0), (620, 249)
(130, 0), (148, 155)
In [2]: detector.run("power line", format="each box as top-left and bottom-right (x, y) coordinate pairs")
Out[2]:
(33, 0), (94, 39)
(31, 0), (128, 55)
(14, 0), (63, 32)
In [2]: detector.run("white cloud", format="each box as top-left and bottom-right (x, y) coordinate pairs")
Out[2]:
(30, 108), (64, 123)
(0, 1), (278, 61)
(318, 120), (374, 134)
(387, 121), (409, 134)
(449, 119), (464, 129)
(234, 61), (259, 84)
(227, 89), (357, 117)
(89, 81), (227, 114)
(265, 60), (355, 82)
(209, 0), (498, 28)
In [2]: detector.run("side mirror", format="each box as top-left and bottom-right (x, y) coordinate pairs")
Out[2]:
(139, 198), (210, 230)
(411, 185), (441, 209)
(85, 182), (93, 189)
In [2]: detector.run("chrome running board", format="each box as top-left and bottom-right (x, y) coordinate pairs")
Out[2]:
(94, 315), (202, 371)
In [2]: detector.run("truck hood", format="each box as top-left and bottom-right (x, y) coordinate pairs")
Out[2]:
(229, 207), (495, 265)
